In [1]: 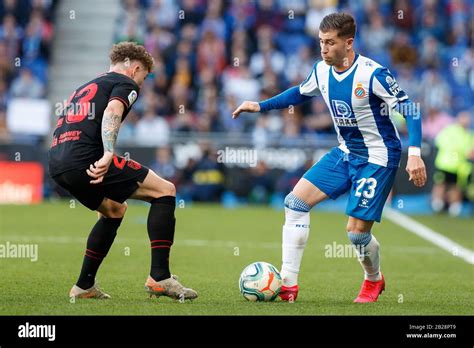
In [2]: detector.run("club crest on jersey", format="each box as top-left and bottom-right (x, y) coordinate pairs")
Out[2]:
(354, 83), (366, 99)
(331, 99), (357, 127)
(128, 90), (138, 105)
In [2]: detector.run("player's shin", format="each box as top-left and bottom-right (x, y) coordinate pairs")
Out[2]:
(348, 232), (381, 281)
(281, 193), (311, 287)
(147, 196), (176, 281)
(77, 217), (122, 289)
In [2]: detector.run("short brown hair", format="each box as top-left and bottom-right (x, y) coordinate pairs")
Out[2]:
(319, 13), (356, 38)
(109, 41), (154, 72)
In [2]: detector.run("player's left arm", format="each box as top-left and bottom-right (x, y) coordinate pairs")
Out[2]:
(373, 68), (427, 187)
(87, 99), (125, 184)
(87, 80), (138, 184)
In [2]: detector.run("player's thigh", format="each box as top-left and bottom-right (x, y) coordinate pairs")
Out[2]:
(102, 155), (150, 203)
(129, 169), (176, 202)
(52, 169), (105, 211)
(292, 178), (328, 207)
(346, 163), (398, 224)
(299, 147), (351, 206)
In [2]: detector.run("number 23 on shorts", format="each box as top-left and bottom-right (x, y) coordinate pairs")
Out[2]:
(355, 177), (377, 199)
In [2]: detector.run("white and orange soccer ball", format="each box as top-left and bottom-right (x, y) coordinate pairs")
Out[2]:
(239, 262), (282, 301)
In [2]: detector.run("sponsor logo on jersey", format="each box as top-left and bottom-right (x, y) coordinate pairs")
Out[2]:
(128, 90), (138, 105)
(331, 99), (358, 127)
(385, 75), (401, 96)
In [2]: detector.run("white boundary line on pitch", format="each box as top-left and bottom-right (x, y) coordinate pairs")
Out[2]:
(384, 207), (474, 265)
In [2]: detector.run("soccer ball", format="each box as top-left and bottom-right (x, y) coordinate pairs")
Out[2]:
(239, 261), (282, 301)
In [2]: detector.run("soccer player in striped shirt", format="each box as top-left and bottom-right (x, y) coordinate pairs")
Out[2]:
(232, 13), (427, 303)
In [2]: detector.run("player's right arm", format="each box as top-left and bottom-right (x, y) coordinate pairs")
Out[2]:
(232, 62), (320, 119)
(86, 99), (125, 184)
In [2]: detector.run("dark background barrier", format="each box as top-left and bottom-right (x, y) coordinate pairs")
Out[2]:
(0, 138), (437, 202)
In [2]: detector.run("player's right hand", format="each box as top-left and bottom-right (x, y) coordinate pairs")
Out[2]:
(232, 101), (260, 119)
(87, 151), (114, 184)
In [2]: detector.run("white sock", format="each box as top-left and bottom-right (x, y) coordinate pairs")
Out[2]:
(281, 207), (310, 287)
(448, 202), (462, 217)
(431, 199), (444, 213)
(348, 232), (381, 282)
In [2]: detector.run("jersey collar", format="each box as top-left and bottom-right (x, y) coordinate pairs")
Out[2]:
(330, 53), (359, 82)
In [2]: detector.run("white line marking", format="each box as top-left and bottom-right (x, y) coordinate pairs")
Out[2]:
(384, 208), (474, 265)
(0, 235), (280, 249)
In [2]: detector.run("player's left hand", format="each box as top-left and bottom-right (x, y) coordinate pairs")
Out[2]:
(87, 152), (114, 184)
(406, 155), (427, 187)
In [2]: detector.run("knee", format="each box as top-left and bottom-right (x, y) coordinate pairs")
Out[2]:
(346, 221), (356, 233)
(284, 192), (311, 212)
(149, 180), (176, 200)
(159, 181), (176, 197)
(346, 220), (368, 233)
(109, 201), (127, 218)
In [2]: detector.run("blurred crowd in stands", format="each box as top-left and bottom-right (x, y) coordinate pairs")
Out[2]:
(113, 0), (473, 211)
(114, 0), (473, 148)
(0, 0), (55, 141)
(0, 0), (472, 212)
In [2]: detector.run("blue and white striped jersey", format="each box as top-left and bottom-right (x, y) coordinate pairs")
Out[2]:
(299, 54), (408, 168)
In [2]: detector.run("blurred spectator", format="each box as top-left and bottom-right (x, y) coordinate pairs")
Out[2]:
(0, 40), (14, 83)
(391, 0), (415, 32)
(0, 78), (8, 109)
(451, 47), (474, 90)
(197, 29), (226, 75)
(305, 0), (337, 38)
(280, 109), (305, 147)
(422, 107), (454, 141)
(200, 0), (226, 40)
(250, 25), (285, 77)
(285, 45), (314, 84)
(10, 66), (44, 98)
(252, 115), (269, 148)
(150, 146), (178, 182)
(255, 0), (282, 31)
(223, 65), (260, 103)
(248, 161), (274, 204)
(190, 144), (225, 201)
(419, 70), (452, 111)
(135, 109), (170, 146)
(146, 0), (178, 31)
(416, 6), (446, 43)
(0, 108), (10, 141)
(395, 65), (421, 102)
(305, 98), (333, 134)
(117, 109), (139, 144)
(360, 12), (394, 57)
(115, 0), (145, 44)
(276, 158), (314, 194)
(419, 35), (443, 69)
(389, 31), (418, 67)
(431, 111), (474, 216)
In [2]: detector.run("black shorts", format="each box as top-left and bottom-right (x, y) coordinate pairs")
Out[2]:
(434, 169), (458, 185)
(52, 155), (149, 210)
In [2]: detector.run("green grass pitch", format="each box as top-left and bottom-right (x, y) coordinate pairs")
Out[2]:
(0, 201), (472, 315)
